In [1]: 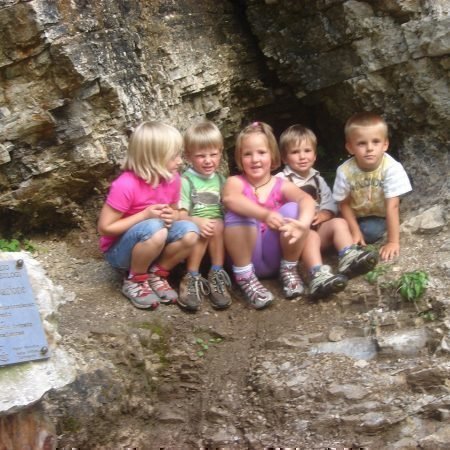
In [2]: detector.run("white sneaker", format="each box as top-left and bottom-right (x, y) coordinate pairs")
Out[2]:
(279, 264), (304, 299)
(236, 272), (273, 309)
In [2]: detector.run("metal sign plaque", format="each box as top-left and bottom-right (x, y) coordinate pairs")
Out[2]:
(0, 259), (50, 366)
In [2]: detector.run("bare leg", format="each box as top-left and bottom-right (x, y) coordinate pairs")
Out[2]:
(317, 218), (353, 252)
(300, 230), (323, 270)
(280, 227), (309, 262)
(224, 225), (256, 267)
(186, 237), (209, 272)
(158, 231), (198, 270)
(130, 228), (168, 274)
(208, 220), (225, 266)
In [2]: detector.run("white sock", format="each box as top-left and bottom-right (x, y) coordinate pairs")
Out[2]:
(280, 259), (297, 269)
(232, 263), (253, 279)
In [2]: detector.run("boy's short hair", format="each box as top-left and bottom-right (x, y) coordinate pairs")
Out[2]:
(345, 112), (389, 140)
(279, 124), (317, 158)
(184, 121), (223, 154)
(235, 121), (280, 171)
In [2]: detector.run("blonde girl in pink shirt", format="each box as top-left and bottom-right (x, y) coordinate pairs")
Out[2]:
(98, 121), (199, 310)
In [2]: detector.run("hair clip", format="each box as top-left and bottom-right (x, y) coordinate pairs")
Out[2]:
(251, 121), (259, 127)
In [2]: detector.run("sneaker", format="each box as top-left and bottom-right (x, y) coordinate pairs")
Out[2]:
(208, 269), (232, 309)
(122, 274), (160, 309)
(279, 264), (304, 299)
(309, 265), (347, 300)
(178, 273), (210, 312)
(338, 245), (378, 278)
(148, 267), (178, 304)
(236, 272), (273, 310)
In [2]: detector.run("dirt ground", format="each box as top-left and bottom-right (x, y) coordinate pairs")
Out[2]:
(30, 222), (450, 447)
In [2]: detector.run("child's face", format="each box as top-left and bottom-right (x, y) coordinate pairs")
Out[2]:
(346, 125), (389, 171)
(167, 152), (182, 174)
(240, 133), (272, 182)
(283, 138), (317, 177)
(188, 146), (222, 177)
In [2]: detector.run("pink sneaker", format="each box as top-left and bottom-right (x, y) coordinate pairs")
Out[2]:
(148, 267), (178, 304)
(122, 274), (159, 309)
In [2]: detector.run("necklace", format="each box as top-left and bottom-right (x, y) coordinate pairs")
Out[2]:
(249, 175), (272, 198)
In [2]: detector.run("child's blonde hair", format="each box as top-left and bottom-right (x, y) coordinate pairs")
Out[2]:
(345, 112), (389, 140)
(235, 121), (280, 171)
(123, 121), (182, 186)
(279, 124), (317, 158)
(184, 121), (223, 154)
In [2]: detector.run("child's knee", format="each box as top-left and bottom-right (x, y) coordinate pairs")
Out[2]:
(213, 219), (225, 235)
(331, 217), (349, 232)
(279, 202), (298, 219)
(135, 219), (166, 242)
(181, 230), (199, 247)
(148, 227), (168, 245)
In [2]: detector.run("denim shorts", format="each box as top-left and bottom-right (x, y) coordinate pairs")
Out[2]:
(358, 216), (386, 244)
(104, 219), (199, 270)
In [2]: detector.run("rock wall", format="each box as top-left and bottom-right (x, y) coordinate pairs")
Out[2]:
(0, 0), (273, 232)
(0, 0), (448, 233)
(245, 0), (449, 210)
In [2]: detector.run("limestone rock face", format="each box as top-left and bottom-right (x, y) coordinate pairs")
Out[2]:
(0, 1), (448, 232)
(0, 0), (271, 232)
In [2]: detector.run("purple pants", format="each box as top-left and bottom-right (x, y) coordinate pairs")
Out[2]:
(224, 202), (299, 278)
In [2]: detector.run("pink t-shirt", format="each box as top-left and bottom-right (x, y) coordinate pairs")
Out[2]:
(238, 175), (285, 232)
(99, 171), (181, 252)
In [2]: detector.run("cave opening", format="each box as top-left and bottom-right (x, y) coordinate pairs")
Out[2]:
(228, 0), (350, 186)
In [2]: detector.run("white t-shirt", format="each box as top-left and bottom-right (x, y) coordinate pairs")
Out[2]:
(333, 153), (412, 218)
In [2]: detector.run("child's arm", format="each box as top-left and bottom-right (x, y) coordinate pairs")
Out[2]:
(178, 209), (217, 238)
(98, 203), (167, 236)
(380, 196), (400, 261)
(339, 196), (366, 246)
(314, 177), (337, 226)
(313, 209), (335, 227)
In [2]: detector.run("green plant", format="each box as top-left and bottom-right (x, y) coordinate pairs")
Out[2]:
(195, 336), (223, 357)
(365, 264), (390, 284)
(0, 238), (21, 252)
(364, 243), (380, 253)
(0, 238), (36, 253)
(418, 309), (436, 321)
(396, 270), (429, 302)
(22, 239), (36, 253)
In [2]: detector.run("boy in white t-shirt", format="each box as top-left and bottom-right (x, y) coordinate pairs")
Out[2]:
(333, 112), (412, 261)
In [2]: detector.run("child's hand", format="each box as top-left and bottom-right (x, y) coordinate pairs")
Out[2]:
(197, 218), (217, 238)
(312, 210), (333, 227)
(160, 205), (176, 228)
(280, 217), (309, 244)
(379, 242), (399, 261)
(264, 211), (285, 230)
(144, 204), (167, 219)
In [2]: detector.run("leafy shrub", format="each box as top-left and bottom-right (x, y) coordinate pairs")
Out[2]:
(396, 270), (429, 302)
(0, 238), (36, 253)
